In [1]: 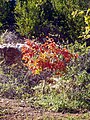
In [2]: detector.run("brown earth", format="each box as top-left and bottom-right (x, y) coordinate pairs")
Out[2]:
(0, 97), (90, 120)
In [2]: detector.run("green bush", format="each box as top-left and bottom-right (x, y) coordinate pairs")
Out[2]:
(29, 71), (90, 112)
(15, 0), (40, 37)
(28, 41), (90, 112)
(78, 8), (90, 46)
(52, 0), (87, 43)
(14, 0), (89, 43)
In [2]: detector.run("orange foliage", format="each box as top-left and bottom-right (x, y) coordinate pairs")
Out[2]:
(21, 37), (77, 75)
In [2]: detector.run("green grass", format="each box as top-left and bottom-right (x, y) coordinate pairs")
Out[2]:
(39, 112), (90, 120)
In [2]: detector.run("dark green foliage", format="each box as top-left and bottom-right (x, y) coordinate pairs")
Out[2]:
(0, 0), (89, 42)
(0, 0), (15, 31)
(49, 0), (86, 43)
(14, 0), (89, 43)
(15, 0), (40, 37)
(6, 0), (16, 30)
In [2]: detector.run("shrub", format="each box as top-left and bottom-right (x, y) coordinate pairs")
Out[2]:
(30, 71), (90, 112)
(14, 0), (89, 43)
(15, 0), (40, 37)
(28, 40), (90, 112)
(21, 37), (76, 75)
(78, 9), (90, 46)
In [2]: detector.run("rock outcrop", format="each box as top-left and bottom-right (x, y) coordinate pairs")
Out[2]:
(0, 43), (25, 65)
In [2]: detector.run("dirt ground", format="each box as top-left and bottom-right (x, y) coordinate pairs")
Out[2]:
(0, 97), (90, 120)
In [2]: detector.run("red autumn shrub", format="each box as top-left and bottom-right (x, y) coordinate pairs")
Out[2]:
(21, 37), (77, 75)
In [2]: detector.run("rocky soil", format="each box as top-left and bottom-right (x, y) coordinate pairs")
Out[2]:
(0, 97), (90, 120)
